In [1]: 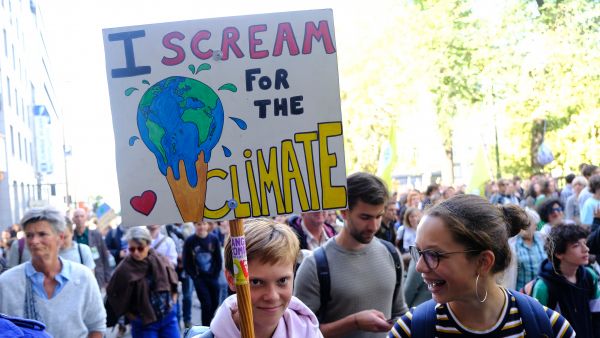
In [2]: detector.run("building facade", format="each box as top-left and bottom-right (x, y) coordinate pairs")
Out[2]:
(0, 0), (67, 229)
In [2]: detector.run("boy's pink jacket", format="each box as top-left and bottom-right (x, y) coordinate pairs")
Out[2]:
(210, 295), (323, 337)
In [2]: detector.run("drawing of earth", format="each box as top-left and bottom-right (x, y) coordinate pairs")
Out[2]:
(137, 76), (224, 187)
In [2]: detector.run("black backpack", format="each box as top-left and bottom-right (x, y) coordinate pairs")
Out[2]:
(313, 238), (402, 322)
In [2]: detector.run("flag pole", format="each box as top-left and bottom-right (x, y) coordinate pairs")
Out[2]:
(229, 216), (255, 338)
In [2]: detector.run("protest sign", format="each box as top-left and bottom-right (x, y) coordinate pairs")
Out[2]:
(103, 9), (346, 224)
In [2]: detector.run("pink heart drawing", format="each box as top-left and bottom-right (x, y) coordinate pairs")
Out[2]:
(130, 190), (157, 216)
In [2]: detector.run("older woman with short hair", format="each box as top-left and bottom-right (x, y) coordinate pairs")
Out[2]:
(565, 175), (588, 224)
(106, 226), (179, 338)
(0, 206), (106, 338)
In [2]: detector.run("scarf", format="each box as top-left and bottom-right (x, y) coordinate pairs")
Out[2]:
(106, 249), (178, 324)
(24, 277), (42, 322)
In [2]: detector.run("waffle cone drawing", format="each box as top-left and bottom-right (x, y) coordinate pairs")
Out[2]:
(166, 152), (208, 222)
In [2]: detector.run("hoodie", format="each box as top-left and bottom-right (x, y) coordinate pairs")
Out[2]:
(210, 295), (323, 338)
(535, 258), (599, 338)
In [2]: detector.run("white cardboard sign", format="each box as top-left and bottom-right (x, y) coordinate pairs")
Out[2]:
(103, 9), (347, 224)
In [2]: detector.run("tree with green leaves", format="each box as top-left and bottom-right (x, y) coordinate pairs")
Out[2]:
(338, 0), (600, 181)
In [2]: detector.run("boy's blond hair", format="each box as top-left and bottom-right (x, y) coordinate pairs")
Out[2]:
(224, 218), (300, 274)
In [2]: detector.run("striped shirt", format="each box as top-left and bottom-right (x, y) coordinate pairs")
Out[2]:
(389, 288), (575, 338)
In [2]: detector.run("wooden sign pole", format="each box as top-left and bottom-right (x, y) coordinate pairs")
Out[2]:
(229, 218), (255, 338)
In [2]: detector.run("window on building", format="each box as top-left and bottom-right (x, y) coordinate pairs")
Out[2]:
(21, 183), (25, 209)
(6, 77), (10, 106)
(22, 97), (25, 123)
(12, 44), (15, 70)
(2, 29), (6, 56)
(15, 89), (18, 116)
(17, 132), (21, 160)
(13, 181), (19, 221)
(29, 141), (33, 166)
(23, 137), (27, 163)
(10, 125), (14, 155)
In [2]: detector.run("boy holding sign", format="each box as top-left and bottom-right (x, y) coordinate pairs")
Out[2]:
(203, 218), (322, 337)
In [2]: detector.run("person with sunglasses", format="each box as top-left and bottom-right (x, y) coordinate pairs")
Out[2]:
(536, 198), (566, 237)
(389, 194), (575, 338)
(105, 226), (180, 338)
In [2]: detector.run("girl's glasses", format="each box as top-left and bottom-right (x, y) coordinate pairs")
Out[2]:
(409, 245), (480, 271)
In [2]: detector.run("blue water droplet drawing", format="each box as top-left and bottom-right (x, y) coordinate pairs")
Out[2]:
(222, 145), (232, 157)
(188, 64), (196, 74)
(229, 117), (247, 130)
(129, 136), (139, 146)
(142, 80), (150, 85)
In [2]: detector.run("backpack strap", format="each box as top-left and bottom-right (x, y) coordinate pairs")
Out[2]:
(313, 240), (402, 323)
(521, 276), (539, 296)
(313, 246), (331, 323)
(397, 226), (406, 253)
(410, 299), (437, 337)
(536, 276), (558, 310)
(153, 236), (168, 250)
(18, 238), (25, 264)
(378, 238), (402, 304)
(77, 243), (84, 264)
(583, 266), (597, 298)
(512, 290), (553, 337)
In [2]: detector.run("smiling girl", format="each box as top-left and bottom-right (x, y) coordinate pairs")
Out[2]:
(389, 194), (574, 338)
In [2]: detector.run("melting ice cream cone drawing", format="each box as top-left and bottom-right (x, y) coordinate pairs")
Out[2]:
(137, 76), (224, 222)
(166, 152), (208, 221)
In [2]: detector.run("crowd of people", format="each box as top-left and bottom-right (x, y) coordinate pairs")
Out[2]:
(0, 164), (599, 337)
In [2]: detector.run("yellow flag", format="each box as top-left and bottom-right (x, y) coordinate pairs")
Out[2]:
(377, 128), (398, 187)
(467, 145), (492, 196)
